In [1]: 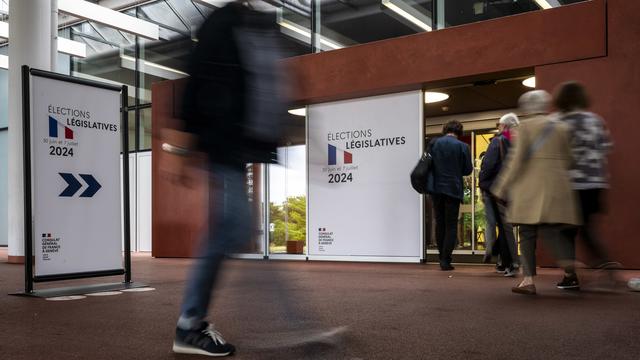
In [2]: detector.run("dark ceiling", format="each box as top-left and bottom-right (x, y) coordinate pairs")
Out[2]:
(424, 77), (534, 118)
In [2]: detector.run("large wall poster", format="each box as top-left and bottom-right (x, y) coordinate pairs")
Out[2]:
(308, 91), (423, 261)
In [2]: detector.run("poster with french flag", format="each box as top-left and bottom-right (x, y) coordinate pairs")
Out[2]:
(328, 144), (352, 165)
(49, 116), (74, 139)
(308, 91), (424, 262)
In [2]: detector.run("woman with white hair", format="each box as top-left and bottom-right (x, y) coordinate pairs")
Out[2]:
(492, 90), (581, 295)
(479, 113), (520, 276)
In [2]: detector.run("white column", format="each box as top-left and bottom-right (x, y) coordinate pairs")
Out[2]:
(8, 0), (52, 261)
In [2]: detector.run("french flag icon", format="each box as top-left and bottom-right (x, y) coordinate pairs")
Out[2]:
(328, 144), (352, 165)
(49, 116), (74, 139)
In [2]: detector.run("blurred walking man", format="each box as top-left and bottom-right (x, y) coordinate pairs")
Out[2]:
(166, 2), (288, 356)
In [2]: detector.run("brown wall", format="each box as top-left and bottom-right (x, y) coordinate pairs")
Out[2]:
(151, 79), (208, 258)
(152, 0), (640, 267)
(534, 0), (640, 268)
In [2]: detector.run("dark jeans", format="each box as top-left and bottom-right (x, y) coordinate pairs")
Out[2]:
(564, 189), (609, 267)
(432, 194), (460, 266)
(491, 199), (518, 269)
(177, 164), (251, 330)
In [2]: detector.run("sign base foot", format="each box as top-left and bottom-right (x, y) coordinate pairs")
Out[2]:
(9, 282), (148, 298)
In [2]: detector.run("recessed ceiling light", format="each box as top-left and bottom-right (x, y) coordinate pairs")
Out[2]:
(424, 92), (450, 104)
(288, 108), (306, 117)
(522, 76), (536, 88)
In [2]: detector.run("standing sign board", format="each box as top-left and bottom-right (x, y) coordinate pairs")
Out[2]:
(17, 66), (138, 297)
(307, 91), (424, 262)
(31, 75), (122, 277)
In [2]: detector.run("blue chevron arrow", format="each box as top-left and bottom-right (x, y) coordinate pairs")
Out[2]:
(79, 174), (102, 198)
(59, 173), (82, 197)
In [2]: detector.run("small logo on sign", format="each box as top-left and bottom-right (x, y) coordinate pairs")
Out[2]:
(41, 233), (61, 261)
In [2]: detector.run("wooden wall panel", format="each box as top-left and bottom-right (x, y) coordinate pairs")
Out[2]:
(151, 80), (208, 258)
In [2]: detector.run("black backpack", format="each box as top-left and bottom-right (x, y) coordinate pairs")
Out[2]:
(410, 139), (435, 194)
(234, 9), (289, 148)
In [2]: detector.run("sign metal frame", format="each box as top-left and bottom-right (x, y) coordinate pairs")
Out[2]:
(14, 65), (143, 297)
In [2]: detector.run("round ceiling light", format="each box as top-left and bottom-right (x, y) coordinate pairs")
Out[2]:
(424, 91), (450, 104)
(288, 108), (306, 117)
(522, 76), (536, 88)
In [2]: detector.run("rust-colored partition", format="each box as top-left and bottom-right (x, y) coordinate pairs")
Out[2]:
(152, 79), (208, 258)
(534, 0), (640, 269)
(151, 80), (265, 258)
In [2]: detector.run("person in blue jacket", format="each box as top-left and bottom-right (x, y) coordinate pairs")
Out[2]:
(479, 113), (520, 276)
(428, 121), (473, 270)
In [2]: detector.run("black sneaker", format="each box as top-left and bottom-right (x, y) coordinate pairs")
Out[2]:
(495, 265), (506, 274)
(503, 267), (518, 277)
(173, 322), (236, 357)
(557, 273), (580, 290)
(440, 263), (455, 271)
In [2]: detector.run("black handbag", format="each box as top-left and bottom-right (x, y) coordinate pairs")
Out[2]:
(410, 139), (435, 194)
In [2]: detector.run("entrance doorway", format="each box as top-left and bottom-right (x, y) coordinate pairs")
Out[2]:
(425, 123), (501, 260)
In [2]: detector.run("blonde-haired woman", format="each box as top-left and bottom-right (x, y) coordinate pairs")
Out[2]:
(492, 90), (581, 295)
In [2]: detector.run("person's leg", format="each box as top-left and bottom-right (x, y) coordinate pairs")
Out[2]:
(432, 194), (446, 264)
(539, 224), (581, 289)
(482, 191), (497, 261)
(579, 189), (610, 266)
(497, 201), (518, 270)
(178, 164), (251, 329)
(518, 225), (537, 281)
(442, 195), (460, 267)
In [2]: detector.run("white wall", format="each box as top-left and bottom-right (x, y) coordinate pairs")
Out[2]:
(137, 152), (152, 252)
(0, 130), (7, 246)
(120, 152), (152, 252)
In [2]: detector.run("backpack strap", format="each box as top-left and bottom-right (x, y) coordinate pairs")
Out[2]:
(523, 120), (557, 162)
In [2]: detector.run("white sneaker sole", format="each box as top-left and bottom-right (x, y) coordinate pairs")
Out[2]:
(172, 342), (232, 357)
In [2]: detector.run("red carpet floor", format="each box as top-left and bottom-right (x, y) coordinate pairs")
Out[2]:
(1, 249), (639, 360)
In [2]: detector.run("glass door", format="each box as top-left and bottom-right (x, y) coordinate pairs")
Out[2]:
(426, 127), (499, 257)
(473, 130), (497, 254)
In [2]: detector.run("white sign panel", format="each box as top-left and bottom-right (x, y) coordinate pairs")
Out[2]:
(308, 91), (423, 261)
(31, 75), (122, 276)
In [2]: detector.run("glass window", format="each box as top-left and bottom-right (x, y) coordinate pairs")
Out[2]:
(439, 0), (586, 29)
(138, 1), (190, 33)
(0, 58), (6, 129)
(244, 163), (266, 255)
(120, 110), (136, 153)
(318, 0), (587, 49)
(139, 107), (152, 151)
(320, 0), (434, 49)
(70, 24), (137, 107)
(269, 145), (307, 255)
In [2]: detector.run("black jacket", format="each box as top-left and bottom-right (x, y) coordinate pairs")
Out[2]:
(479, 134), (510, 191)
(427, 135), (473, 201)
(181, 3), (278, 165)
